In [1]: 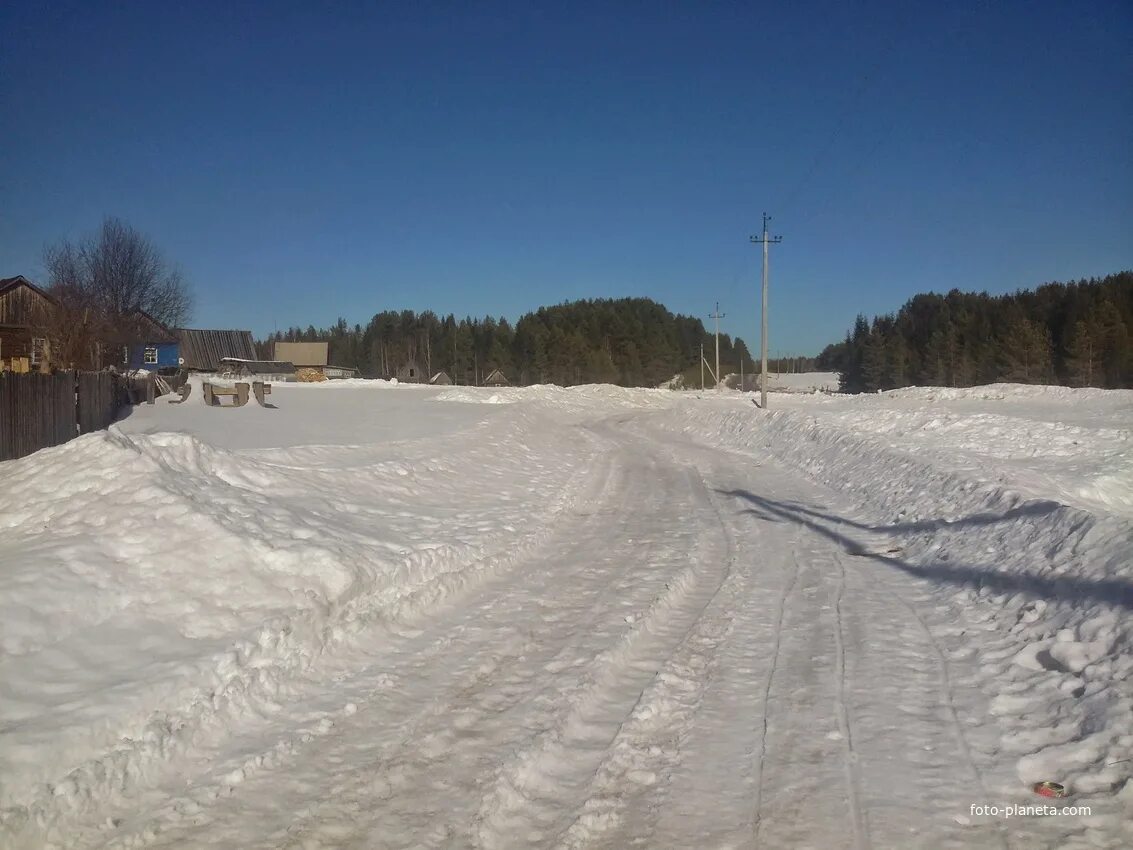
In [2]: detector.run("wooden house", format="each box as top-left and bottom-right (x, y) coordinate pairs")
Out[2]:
(121, 311), (180, 371)
(482, 369), (510, 387)
(0, 275), (56, 373)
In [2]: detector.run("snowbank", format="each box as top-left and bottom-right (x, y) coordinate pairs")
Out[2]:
(0, 391), (605, 841)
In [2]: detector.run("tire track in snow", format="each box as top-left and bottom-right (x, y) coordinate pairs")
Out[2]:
(807, 537), (1012, 849)
(472, 465), (734, 849)
(554, 468), (742, 848)
(833, 554), (869, 850)
(842, 550), (1013, 850)
(750, 528), (805, 847)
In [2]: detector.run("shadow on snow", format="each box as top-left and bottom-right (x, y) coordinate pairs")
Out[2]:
(718, 489), (1133, 612)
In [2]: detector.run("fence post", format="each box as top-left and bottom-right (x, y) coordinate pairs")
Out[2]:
(73, 370), (80, 437)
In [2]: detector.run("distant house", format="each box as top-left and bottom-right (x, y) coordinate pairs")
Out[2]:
(274, 341), (356, 379)
(429, 371), (452, 386)
(121, 311), (180, 371)
(0, 275), (56, 373)
(396, 358), (425, 383)
(274, 342), (328, 370)
(323, 364), (358, 379)
(482, 369), (510, 387)
(176, 328), (257, 371)
(218, 358), (297, 382)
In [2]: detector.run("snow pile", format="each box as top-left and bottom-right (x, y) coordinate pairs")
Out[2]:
(0, 388), (603, 842)
(656, 384), (1133, 809)
(752, 382), (1132, 517)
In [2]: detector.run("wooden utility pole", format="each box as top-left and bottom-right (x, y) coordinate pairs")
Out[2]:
(709, 302), (725, 391)
(700, 343), (704, 390)
(750, 213), (782, 410)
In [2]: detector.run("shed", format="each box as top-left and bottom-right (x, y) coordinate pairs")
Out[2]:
(176, 328), (257, 371)
(395, 358), (425, 383)
(273, 341), (328, 368)
(429, 371), (452, 386)
(482, 369), (510, 387)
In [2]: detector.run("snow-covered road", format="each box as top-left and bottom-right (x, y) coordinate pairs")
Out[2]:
(2, 380), (1130, 848)
(56, 418), (995, 848)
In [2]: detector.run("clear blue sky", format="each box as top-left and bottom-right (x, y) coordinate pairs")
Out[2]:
(2, 0), (1130, 354)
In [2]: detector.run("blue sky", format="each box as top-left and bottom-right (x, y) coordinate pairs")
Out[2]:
(2, 0), (1130, 354)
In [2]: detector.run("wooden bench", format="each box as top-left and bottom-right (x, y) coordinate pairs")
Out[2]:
(252, 381), (272, 406)
(203, 382), (249, 407)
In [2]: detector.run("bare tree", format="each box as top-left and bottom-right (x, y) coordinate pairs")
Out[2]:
(42, 217), (192, 367)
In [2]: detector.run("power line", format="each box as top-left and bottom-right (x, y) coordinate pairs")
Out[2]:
(776, 15), (910, 220)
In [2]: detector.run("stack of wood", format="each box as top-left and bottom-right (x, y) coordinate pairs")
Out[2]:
(295, 368), (327, 382)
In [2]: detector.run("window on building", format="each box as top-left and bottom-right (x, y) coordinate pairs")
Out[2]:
(31, 337), (46, 366)
(144, 347), (158, 364)
(409, 368), (415, 377)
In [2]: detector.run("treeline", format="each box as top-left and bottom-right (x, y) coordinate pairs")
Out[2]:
(819, 271), (1133, 392)
(257, 297), (753, 387)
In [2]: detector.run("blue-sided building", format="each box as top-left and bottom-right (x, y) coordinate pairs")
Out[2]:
(121, 311), (181, 371)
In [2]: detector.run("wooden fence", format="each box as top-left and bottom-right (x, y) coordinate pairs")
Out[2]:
(78, 372), (126, 435)
(0, 371), (130, 462)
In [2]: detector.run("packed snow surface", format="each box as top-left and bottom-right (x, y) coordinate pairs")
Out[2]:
(1, 379), (1130, 848)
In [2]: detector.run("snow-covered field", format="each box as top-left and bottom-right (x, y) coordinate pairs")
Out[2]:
(764, 369), (840, 392)
(1, 377), (1130, 848)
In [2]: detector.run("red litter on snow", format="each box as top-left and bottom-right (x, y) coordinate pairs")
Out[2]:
(1033, 781), (1067, 798)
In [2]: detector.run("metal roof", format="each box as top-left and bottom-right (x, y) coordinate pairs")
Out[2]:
(175, 328), (257, 370)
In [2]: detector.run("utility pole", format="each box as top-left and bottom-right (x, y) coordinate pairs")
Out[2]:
(709, 302), (725, 390)
(700, 343), (704, 390)
(750, 213), (782, 410)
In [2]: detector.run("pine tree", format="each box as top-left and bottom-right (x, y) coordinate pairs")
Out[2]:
(861, 330), (887, 392)
(920, 329), (948, 386)
(1094, 300), (1131, 388)
(885, 333), (909, 389)
(1064, 319), (1098, 387)
(839, 316), (870, 392)
(998, 317), (1053, 384)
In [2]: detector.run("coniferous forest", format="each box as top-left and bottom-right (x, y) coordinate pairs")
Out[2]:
(257, 297), (754, 388)
(257, 272), (1132, 390)
(820, 272), (1133, 392)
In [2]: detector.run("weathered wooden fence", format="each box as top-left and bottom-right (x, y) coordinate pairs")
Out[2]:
(77, 372), (125, 435)
(0, 371), (130, 462)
